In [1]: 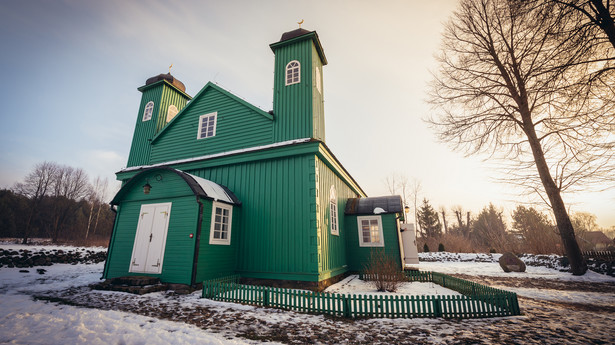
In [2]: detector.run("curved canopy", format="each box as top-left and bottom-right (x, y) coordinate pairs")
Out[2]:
(110, 167), (240, 206)
(344, 196), (403, 215)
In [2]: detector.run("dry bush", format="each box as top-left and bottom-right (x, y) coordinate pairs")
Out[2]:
(438, 233), (475, 253)
(362, 248), (405, 292)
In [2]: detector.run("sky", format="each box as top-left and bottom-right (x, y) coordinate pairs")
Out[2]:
(0, 0), (613, 228)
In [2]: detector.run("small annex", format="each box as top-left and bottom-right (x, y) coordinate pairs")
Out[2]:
(103, 27), (419, 290)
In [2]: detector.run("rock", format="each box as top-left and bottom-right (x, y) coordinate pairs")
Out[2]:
(19, 269), (29, 273)
(499, 252), (526, 273)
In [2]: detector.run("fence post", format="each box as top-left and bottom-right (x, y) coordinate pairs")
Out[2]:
(263, 286), (269, 307)
(343, 295), (351, 318)
(432, 296), (442, 318)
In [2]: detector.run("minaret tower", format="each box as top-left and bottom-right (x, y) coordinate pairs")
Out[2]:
(270, 28), (328, 143)
(126, 72), (191, 167)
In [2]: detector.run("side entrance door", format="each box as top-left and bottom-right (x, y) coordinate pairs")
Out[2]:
(129, 202), (172, 274)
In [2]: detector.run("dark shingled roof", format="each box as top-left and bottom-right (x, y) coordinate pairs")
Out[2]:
(345, 196), (403, 215)
(145, 73), (186, 93)
(271, 28), (328, 65)
(279, 28), (312, 42)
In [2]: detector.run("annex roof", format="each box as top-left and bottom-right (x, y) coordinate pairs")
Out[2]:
(344, 196), (403, 215)
(110, 167), (240, 206)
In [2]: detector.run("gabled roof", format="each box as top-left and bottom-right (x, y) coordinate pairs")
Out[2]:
(151, 82), (273, 144)
(110, 166), (241, 206)
(345, 196), (403, 215)
(582, 231), (613, 245)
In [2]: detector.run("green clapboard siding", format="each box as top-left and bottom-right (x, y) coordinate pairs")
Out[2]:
(186, 153), (319, 281)
(149, 85), (273, 165)
(272, 38), (314, 142)
(126, 86), (163, 167)
(104, 169), (200, 284)
(194, 199), (239, 282)
(311, 43), (325, 142)
(155, 84), (190, 133)
(127, 82), (190, 168)
(345, 213), (402, 272)
(315, 156), (360, 280)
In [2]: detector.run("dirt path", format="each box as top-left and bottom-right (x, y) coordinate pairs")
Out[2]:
(36, 283), (615, 345)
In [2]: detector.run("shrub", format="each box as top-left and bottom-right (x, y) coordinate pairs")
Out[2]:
(362, 249), (405, 292)
(438, 243), (445, 252)
(423, 243), (430, 252)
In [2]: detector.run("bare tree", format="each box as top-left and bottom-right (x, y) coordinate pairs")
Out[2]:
(553, 0), (615, 51)
(85, 176), (109, 240)
(451, 205), (472, 237)
(49, 165), (89, 243)
(383, 173), (415, 223)
(439, 206), (449, 233)
(13, 162), (58, 244)
(428, 0), (615, 274)
(410, 179), (422, 233)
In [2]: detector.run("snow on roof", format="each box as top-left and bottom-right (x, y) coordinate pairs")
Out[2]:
(187, 173), (236, 205)
(118, 138), (312, 173)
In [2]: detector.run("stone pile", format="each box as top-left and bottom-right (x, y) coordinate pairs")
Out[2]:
(0, 248), (106, 269)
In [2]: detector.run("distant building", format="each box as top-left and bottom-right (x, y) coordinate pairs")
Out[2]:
(580, 231), (613, 251)
(102, 28), (418, 290)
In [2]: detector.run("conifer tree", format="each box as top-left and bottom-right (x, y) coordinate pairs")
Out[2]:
(417, 198), (442, 238)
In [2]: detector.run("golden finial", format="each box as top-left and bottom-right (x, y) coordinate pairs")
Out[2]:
(298, 19), (304, 28)
(169, 64), (173, 73)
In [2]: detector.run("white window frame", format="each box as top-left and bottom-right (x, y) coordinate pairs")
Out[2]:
(166, 104), (179, 123)
(209, 201), (233, 245)
(285, 60), (300, 86)
(357, 215), (384, 247)
(329, 185), (339, 236)
(142, 101), (154, 121)
(197, 112), (218, 139)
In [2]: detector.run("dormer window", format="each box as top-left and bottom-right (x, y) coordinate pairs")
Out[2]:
(197, 112), (217, 139)
(143, 101), (154, 121)
(166, 105), (178, 123)
(285, 60), (300, 86)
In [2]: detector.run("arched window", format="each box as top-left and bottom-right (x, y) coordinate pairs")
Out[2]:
(166, 105), (179, 123)
(285, 60), (300, 86)
(330, 185), (339, 235)
(142, 101), (154, 121)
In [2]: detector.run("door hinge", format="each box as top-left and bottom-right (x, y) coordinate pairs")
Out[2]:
(152, 259), (160, 267)
(161, 211), (168, 217)
(132, 258), (139, 266)
(140, 212), (148, 219)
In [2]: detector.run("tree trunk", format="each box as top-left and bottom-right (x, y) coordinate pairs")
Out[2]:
(589, 0), (615, 50)
(441, 211), (448, 234)
(522, 113), (587, 275)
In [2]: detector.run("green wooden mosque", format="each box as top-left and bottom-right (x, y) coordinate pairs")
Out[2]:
(103, 28), (418, 290)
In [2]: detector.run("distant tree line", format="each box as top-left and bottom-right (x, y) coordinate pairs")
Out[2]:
(0, 161), (115, 246)
(416, 198), (613, 255)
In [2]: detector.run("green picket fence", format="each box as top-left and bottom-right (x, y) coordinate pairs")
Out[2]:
(202, 272), (520, 319)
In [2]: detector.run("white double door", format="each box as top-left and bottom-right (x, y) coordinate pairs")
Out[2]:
(129, 202), (172, 274)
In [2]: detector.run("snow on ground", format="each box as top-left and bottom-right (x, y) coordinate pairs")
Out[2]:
(416, 252), (614, 283)
(325, 275), (462, 296)
(416, 252), (615, 308)
(1, 245), (614, 344)
(0, 245), (263, 345)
